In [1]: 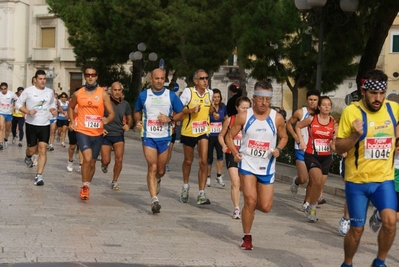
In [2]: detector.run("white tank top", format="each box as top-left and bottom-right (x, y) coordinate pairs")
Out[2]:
(142, 89), (173, 139)
(239, 108), (277, 176)
(294, 106), (310, 150)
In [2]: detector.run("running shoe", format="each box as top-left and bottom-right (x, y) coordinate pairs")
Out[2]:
(318, 195), (327, 205)
(24, 156), (33, 168)
(61, 142), (65, 147)
(240, 234), (253, 250)
(233, 208), (241, 219)
(111, 181), (120, 191)
(338, 217), (350, 236)
(166, 165), (170, 172)
(216, 175), (225, 187)
(47, 145), (54, 151)
(4, 141), (8, 149)
(151, 201), (161, 214)
(80, 185), (90, 200)
(0, 143), (3, 150)
(301, 201), (309, 212)
(78, 165), (81, 173)
(101, 164), (108, 173)
(206, 177), (211, 187)
(180, 187), (189, 203)
(156, 179), (161, 195)
(12, 137), (16, 144)
(371, 259), (387, 267)
(67, 160), (73, 172)
(306, 206), (318, 222)
(34, 174), (44, 186)
(290, 176), (299, 196)
(197, 192), (211, 205)
(18, 141), (22, 147)
(369, 208), (382, 233)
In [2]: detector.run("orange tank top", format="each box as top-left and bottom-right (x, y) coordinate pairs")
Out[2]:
(75, 87), (105, 136)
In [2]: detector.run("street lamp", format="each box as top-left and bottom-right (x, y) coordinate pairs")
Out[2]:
(45, 65), (58, 89)
(295, 0), (359, 91)
(129, 43), (158, 93)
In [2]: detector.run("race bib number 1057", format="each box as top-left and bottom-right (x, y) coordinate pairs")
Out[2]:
(246, 139), (270, 159)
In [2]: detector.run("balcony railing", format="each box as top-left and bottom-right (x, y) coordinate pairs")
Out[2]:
(60, 48), (76, 61)
(33, 5), (54, 18)
(32, 48), (56, 61)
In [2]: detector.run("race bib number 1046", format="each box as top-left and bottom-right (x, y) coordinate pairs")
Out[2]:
(364, 137), (392, 160)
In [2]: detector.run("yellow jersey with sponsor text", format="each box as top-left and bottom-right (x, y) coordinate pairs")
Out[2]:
(181, 87), (211, 137)
(337, 100), (399, 183)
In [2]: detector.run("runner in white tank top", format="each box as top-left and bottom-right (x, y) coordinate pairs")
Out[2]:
(225, 81), (288, 251)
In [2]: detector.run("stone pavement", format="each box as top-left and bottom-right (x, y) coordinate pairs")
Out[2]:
(0, 130), (398, 267)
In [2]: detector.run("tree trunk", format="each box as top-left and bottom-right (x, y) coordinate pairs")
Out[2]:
(356, 1), (399, 96)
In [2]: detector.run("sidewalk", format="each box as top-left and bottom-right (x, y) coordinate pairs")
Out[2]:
(0, 130), (395, 267)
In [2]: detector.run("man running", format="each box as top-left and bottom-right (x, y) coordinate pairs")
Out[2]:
(135, 68), (183, 213)
(68, 66), (115, 200)
(100, 81), (133, 191)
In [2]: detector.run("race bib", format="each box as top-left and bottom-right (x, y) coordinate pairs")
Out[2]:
(0, 103), (9, 111)
(364, 137), (392, 160)
(192, 120), (207, 134)
(84, 115), (101, 128)
(210, 122), (222, 133)
(314, 139), (330, 153)
(233, 131), (242, 147)
(246, 139), (270, 158)
(147, 119), (163, 132)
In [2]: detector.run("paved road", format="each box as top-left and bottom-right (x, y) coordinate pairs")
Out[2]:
(0, 130), (398, 267)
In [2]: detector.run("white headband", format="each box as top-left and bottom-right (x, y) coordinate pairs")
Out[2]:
(253, 90), (273, 97)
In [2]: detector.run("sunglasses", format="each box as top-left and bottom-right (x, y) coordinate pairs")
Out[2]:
(197, 76), (209, 81)
(84, 73), (97, 78)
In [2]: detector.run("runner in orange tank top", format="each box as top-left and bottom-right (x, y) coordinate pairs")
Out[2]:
(68, 66), (115, 200)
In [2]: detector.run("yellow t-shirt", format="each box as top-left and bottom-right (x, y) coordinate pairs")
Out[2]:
(337, 100), (399, 183)
(181, 87), (211, 137)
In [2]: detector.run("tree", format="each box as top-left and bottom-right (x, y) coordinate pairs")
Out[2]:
(47, 0), (235, 93)
(234, 0), (399, 111)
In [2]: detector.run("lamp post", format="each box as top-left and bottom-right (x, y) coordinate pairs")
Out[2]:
(45, 65), (58, 89)
(129, 43), (158, 93)
(295, 0), (359, 91)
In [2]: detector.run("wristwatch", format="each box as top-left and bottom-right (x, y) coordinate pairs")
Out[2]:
(169, 115), (174, 122)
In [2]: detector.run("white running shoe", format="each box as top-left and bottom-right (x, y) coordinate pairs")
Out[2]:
(301, 201), (310, 212)
(206, 177), (211, 187)
(67, 160), (73, 172)
(216, 175), (225, 187)
(233, 208), (241, 219)
(290, 176), (299, 196)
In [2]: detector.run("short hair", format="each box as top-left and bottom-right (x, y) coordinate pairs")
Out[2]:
(193, 69), (207, 80)
(362, 69), (387, 82)
(0, 82), (7, 88)
(306, 89), (320, 98)
(228, 83), (240, 93)
(254, 81), (272, 91)
(35, 70), (46, 77)
(59, 92), (69, 98)
(83, 66), (98, 75)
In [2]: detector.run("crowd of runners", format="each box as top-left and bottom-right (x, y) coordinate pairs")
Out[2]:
(0, 67), (397, 267)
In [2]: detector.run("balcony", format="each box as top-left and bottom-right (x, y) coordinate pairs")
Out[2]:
(32, 48), (56, 61)
(33, 5), (54, 18)
(60, 48), (76, 61)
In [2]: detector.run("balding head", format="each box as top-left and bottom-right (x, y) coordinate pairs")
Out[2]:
(110, 81), (123, 99)
(151, 68), (166, 91)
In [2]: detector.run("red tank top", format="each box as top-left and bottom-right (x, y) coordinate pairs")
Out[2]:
(226, 115), (243, 154)
(305, 115), (335, 156)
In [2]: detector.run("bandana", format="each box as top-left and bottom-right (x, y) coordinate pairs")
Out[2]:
(85, 83), (98, 91)
(363, 80), (387, 91)
(253, 90), (273, 97)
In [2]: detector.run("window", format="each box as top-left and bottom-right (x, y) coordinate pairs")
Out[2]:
(41, 27), (55, 48)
